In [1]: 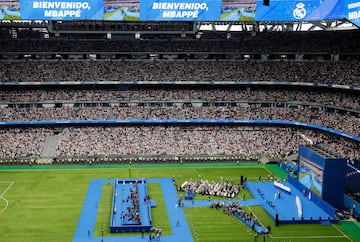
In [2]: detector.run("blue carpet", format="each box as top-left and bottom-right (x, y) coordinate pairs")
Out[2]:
(73, 178), (105, 242)
(148, 178), (194, 242)
(73, 178), (193, 242)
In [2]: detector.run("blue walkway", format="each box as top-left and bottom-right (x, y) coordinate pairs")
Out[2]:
(148, 178), (193, 242)
(73, 179), (104, 242)
(73, 178), (193, 242)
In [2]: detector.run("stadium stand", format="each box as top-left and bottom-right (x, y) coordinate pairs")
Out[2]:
(0, 59), (360, 86)
(0, 20), (359, 205)
(0, 87), (359, 137)
(0, 125), (358, 164)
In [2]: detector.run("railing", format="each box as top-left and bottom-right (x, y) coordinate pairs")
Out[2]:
(0, 154), (259, 166)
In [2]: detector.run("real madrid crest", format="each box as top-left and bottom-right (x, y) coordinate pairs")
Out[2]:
(293, 2), (307, 20)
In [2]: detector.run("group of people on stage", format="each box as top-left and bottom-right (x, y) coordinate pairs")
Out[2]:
(180, 178), (240, 198)
(122, 182), (141, 225)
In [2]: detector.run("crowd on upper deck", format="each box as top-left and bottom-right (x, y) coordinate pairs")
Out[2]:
(0, 59), (359, 87)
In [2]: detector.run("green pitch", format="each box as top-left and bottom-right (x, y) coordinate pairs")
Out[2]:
(0, 163), (357, 242)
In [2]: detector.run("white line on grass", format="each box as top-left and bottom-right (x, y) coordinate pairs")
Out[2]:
(263, 166), (273, 175)
(0, 181), (14, 215)
(271, 235), (347, 239)
(246, 206), (266, 227)
(331, 223), (353, 242)
(246, 205), (350, 241)
(246, 205), (273, 238)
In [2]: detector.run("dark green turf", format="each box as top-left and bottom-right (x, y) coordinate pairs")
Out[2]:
(265, 164), (288, 180)
(94, 182), (113, 236)
(340, 221), (360, 242)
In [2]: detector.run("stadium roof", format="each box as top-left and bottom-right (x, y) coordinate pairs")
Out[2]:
(0, 19), (358, 36)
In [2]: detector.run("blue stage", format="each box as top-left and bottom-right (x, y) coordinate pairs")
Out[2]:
(245, 181), (335, 224)
(110, 179), (153, 233)
(73, 177), (338, 242)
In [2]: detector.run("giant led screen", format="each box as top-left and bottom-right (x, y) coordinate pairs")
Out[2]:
(0, 0), (20, 19)
(220, 0), (256, 21)
(19, 0), (103, 20)
(298, 156), (324, 197)
(104, 0), (140, 20)
(4, 0), (358, 27)
(139, 0), (222, 21)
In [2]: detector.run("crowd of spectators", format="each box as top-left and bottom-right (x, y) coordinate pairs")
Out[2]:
(0, 30), (359, 164)
(1, 87), (359, 109)
(1, 126), (360, 159)
(1, 125), (358, 163)
(94, 60), (124, 82)
(156, 60), (186, 81)
(0, 59), (359, 87)
(0, 128), (47, 158)
(0, 87), (358, 137)
(1, 104), (358, 136)
(51, 125), (360, 163)
(188, 60), (219, 82)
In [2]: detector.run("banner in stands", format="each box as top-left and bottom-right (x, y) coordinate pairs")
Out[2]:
(2, 0), (358, 23)
(344, 0), (360, 27)
(0, 0), (21, 19)
(139, 0), (222, 21)
(19, 0), (103, 20)
(255, 0), (345, 21)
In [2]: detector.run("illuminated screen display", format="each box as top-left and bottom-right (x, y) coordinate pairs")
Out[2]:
(0, 0), (20, 20)
(344, 0), (360, 26)
(139, 0), (222, 21)
(19, 0), (104, 20)
(221, 0), (256, 21)
(3, 0), (357, 26)
(298, 156), (323, 196)
(104, 0), (140, 20)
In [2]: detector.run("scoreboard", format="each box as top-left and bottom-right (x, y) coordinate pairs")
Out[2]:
(0, 0), (359, 26)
